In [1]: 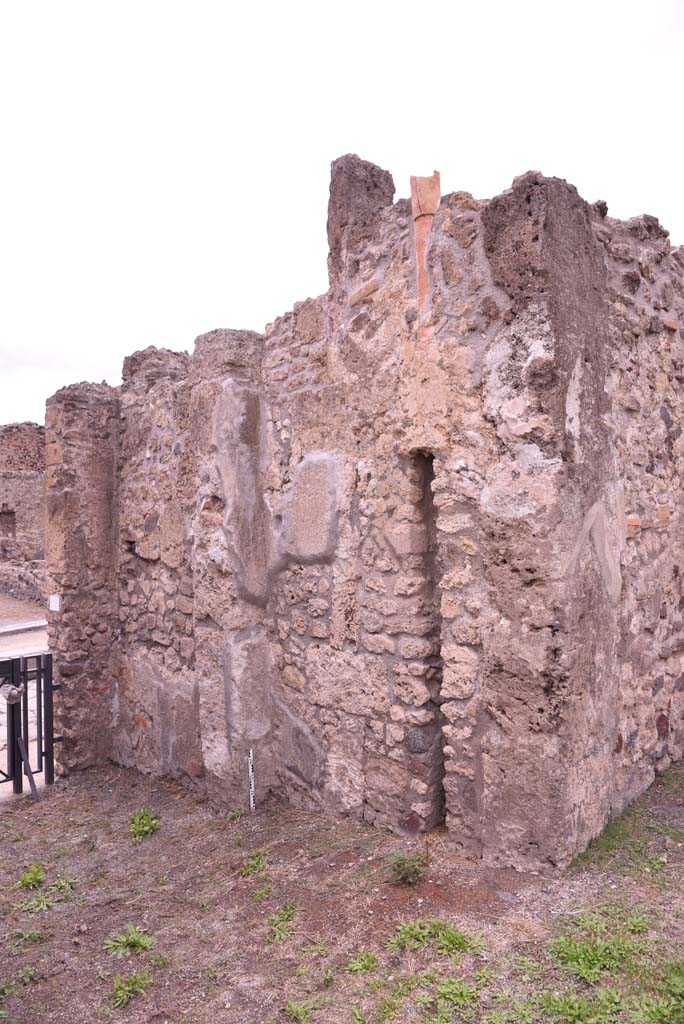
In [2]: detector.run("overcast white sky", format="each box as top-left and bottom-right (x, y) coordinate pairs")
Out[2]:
(1, 0), (682, 425)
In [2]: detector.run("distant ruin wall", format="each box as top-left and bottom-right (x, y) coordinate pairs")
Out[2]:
(0, 422), (46, 602)
(46, 156), (684, 870)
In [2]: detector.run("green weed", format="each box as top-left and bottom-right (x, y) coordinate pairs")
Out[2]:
(375, 996), (400, 1022)
(149, 954), (171, 968)
(385, 918), (480, 959)
(104, 924), (156, 958)
(347, 949), (378, 974)
(13, 892), (56, 913)
(385, 920), (432, 951)
(550, 933), (633, 983)
(129, 808), (160, 845)
(538, 986), (623, 1022)
(240, 849), (267, 877)
(268, 903), (298, 943)
(633, 994), (684, 1023)
(431, 920), (482, 958)
(17, 966), (37, 986)
(252, 880), (272, 900)
(625, 912), (649, 935)
(109, 970), (153, 1007)
(283, 998), (314, 1022)
(513, 955), (544, 980)
(385, 850), (426, 886)
(49, 876), (78, 894)
(302, 943), (328, 956)
(8, 930), (44, 956)
(435, 976), (478, 1007)
(16, 864), (45, 890)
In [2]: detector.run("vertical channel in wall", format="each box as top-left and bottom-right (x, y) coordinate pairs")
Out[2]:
(408, 452), (445, 829)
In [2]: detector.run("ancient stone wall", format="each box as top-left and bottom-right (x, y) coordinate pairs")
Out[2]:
(0, 422), (46, 602)
(45, 386), (119, 767)
(46, 156), (684, 869)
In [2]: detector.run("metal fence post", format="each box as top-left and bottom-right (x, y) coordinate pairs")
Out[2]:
(44, 655), (55, 786)
(10, 659), (22, 794)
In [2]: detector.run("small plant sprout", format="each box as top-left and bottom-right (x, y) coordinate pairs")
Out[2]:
(252, 880), (272, 900)
(227, 809), (242, 822)
(129, 809), (160, 845)
(385, 851), (426, 886)
(283, 999), (314, 1023)
(18, 966), (38, 986)
(384, 918), (481, 960)
(109, 970), (153, 1007)
(347, 949), (378, 974)
(268, 903), (298, 943)
(13, 929), (44, 948)
(104, 925), (156, 958)
(13, 892), (55, 914)
(49, 877), (78, 894)
(239, 849), (267, 876)
(16, 865), (45, 890)
(148, 954), (171, 969)
(385, 920), (432, 951)
(431, 920), (483, 958)
(435, 976), (478, 1008)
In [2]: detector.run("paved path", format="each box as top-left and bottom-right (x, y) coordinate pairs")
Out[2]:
(0, 593), (46, 631)
(0, 628), (49, 658)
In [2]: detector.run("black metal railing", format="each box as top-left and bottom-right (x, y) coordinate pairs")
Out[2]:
(0, 654), (61, 799)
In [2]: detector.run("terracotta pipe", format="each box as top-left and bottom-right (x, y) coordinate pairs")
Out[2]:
(410, 171), (441, 309)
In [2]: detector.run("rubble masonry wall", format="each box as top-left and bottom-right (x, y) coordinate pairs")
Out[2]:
(46, 157), (684, 869)
(0, 422), (46, 602)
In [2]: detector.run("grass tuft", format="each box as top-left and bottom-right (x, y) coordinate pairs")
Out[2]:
(347, 949), (378, 974)
(104, 925), (156, 959)
(239, 849), (267, 877)
(16, 865), (45, 890)
(385, 851), (426, 886)
(268, 903), (298, 943)
(109, 970), (153, 1007)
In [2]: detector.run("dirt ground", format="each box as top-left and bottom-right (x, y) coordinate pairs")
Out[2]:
(0, 765), (683, 1024)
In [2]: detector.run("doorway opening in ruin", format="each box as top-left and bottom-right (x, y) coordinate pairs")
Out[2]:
(411, 451), (446, 829)
(0, 507), (16, 538)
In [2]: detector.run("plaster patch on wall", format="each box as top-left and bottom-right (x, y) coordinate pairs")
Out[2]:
(563, 486), (625, 605)
(212, 381), (273, 606)
(565, 356), (583, 451)
(276, 452), (338, 567)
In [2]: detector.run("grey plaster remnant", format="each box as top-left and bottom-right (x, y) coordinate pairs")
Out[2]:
(212, 380), (272, 606)
(563, 488), (625, 606)
(276, 452), (338, 567)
